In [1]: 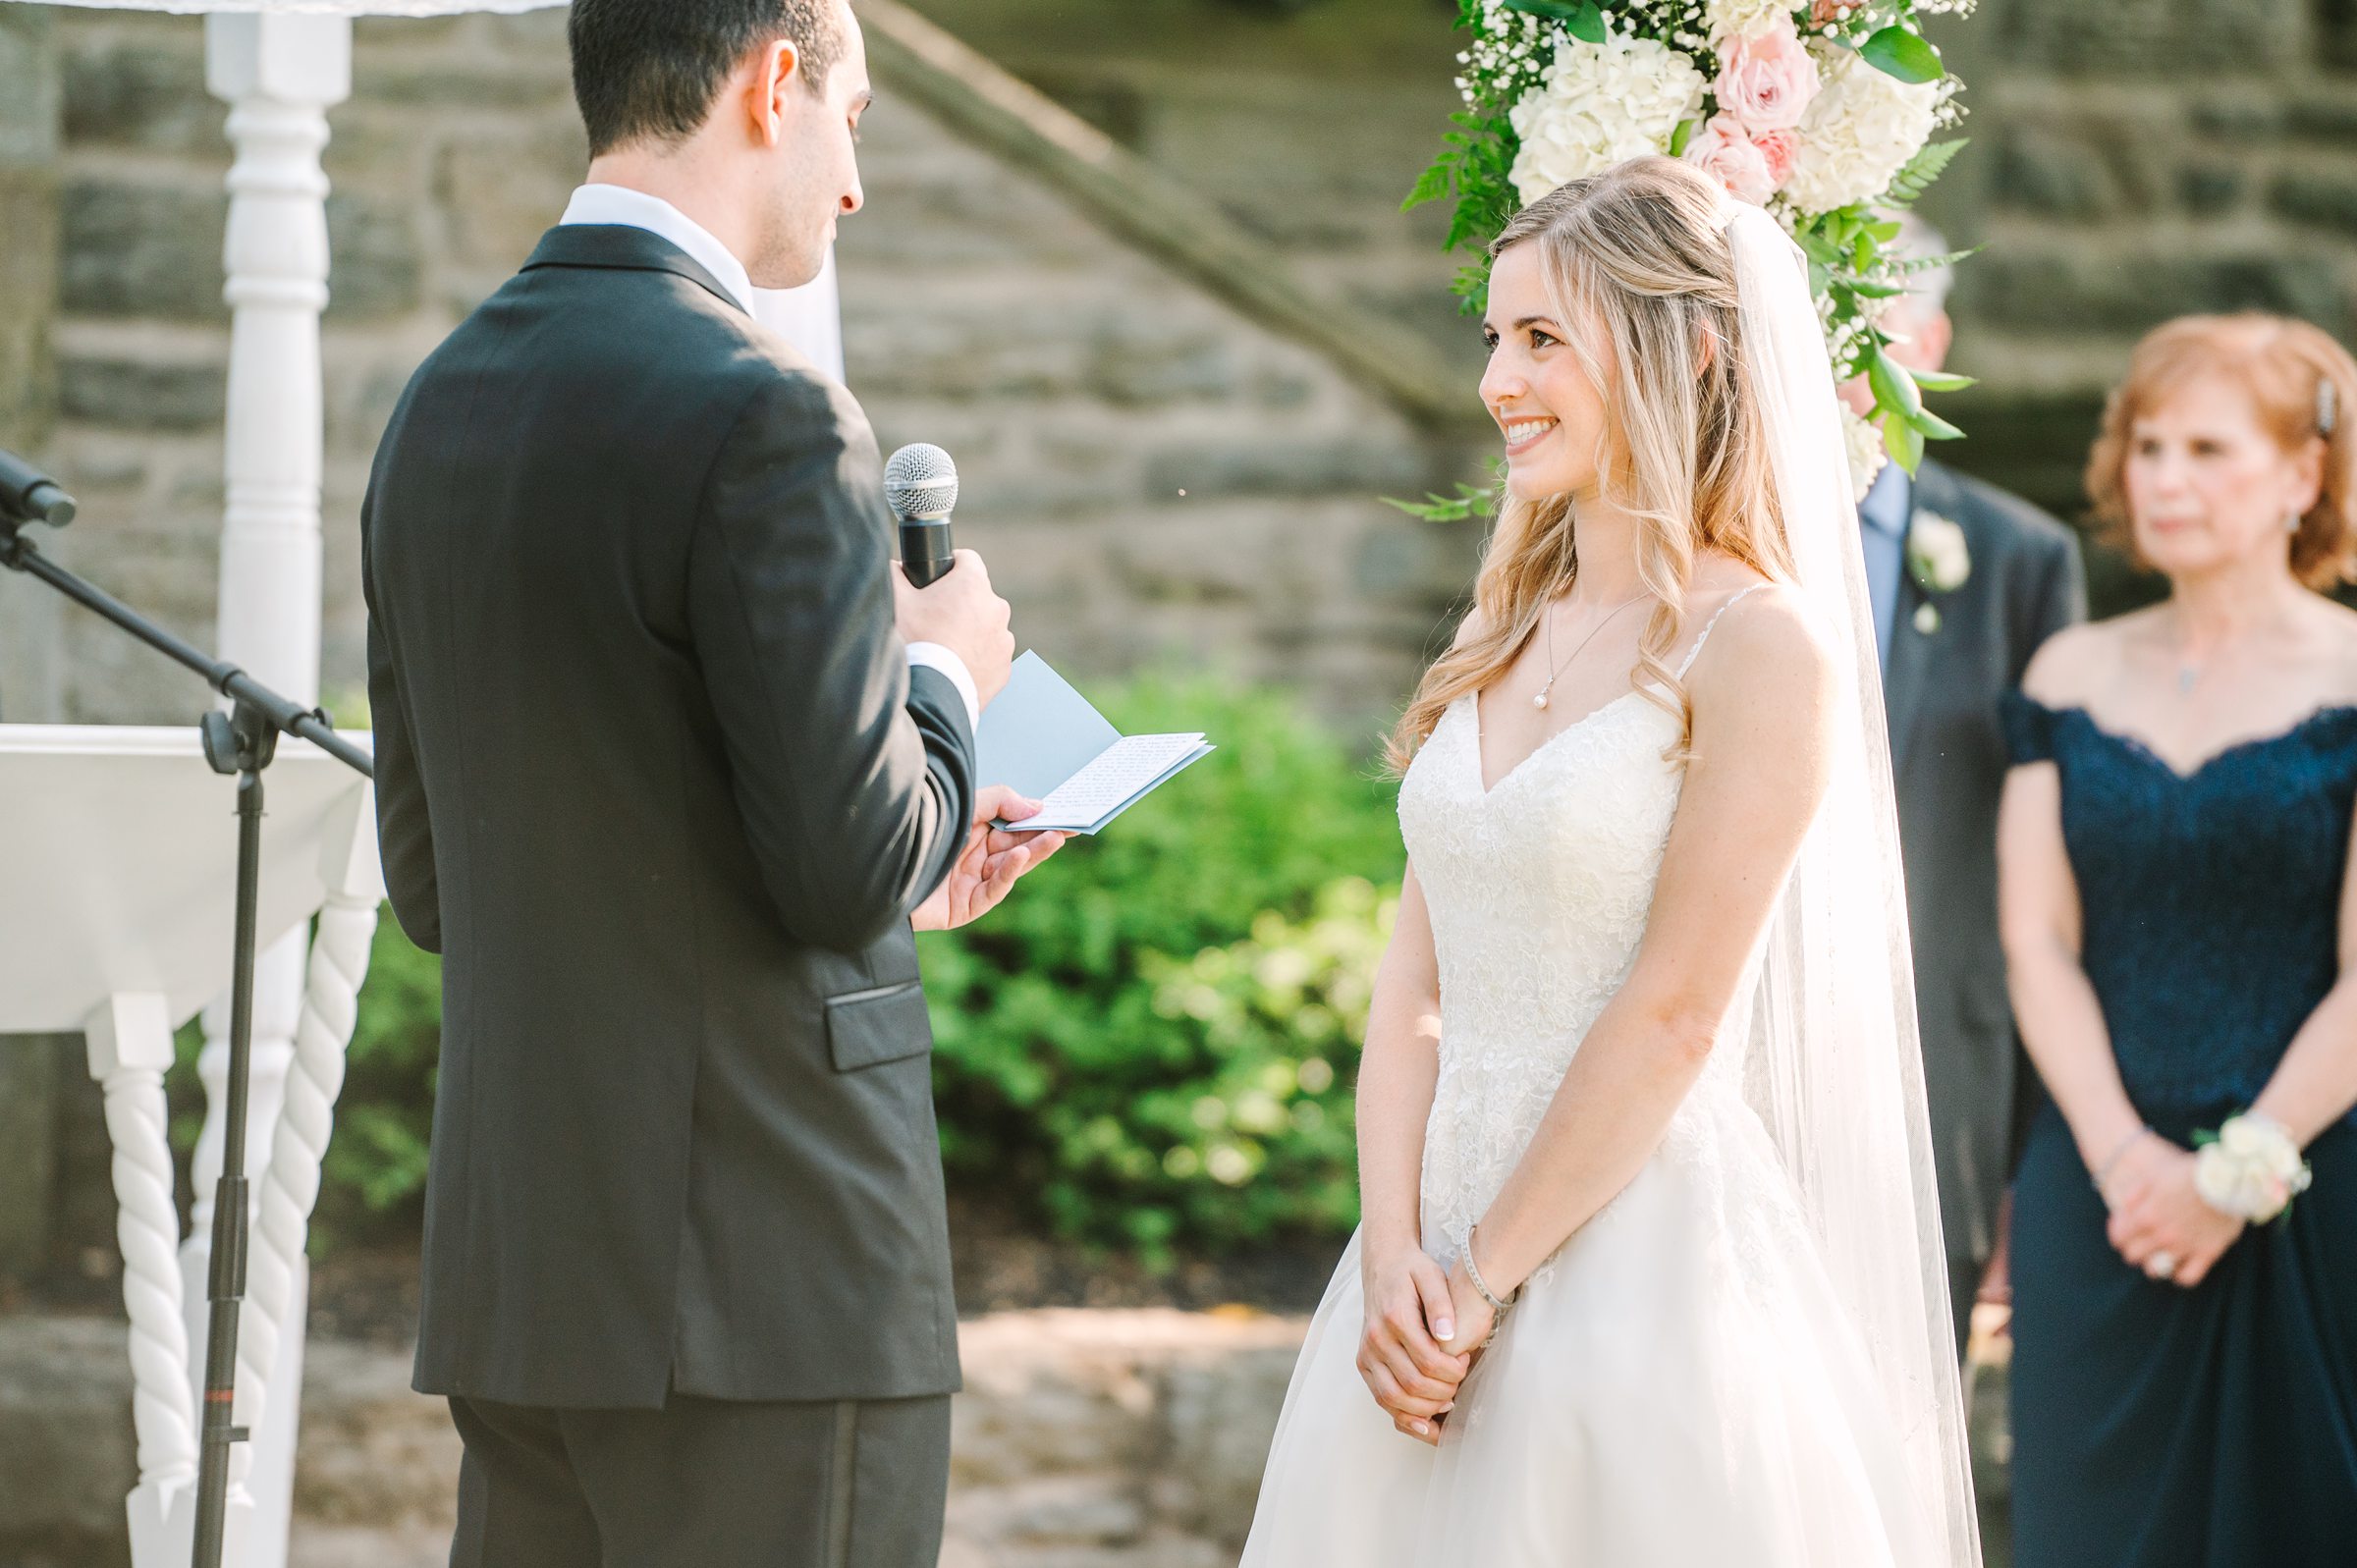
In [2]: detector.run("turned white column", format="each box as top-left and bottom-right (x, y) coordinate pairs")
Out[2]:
(182, 16), (354, 1568)
(84, 993), (207, 1568)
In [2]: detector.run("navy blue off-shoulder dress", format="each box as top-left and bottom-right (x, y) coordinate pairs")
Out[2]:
(2001, 691), (2357, 1567)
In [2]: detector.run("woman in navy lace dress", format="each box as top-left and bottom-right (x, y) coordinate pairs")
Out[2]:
(1998, 314), (2357, 1566)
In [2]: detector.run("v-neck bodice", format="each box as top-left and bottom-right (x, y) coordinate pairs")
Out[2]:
(1396, 587), (1764, 1255)
(2002, 692), (2357, 1120)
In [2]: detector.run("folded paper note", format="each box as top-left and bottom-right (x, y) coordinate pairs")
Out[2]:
(975, 652), (1213, 835)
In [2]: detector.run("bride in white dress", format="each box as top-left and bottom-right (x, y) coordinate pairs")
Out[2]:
(1240, 158), (1980, 1565)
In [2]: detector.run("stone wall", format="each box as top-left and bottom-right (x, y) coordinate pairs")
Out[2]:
(1924, 0), (2357, 539)
(914, 0), (2357, 541)
(0, 4), (1470, 738)
(13, 0), (2353, 724)
(0, 6), (62, 723)
(0, 5), (68, 1283)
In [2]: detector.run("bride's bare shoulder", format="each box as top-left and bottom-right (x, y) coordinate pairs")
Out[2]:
(1683, 577), (1836, 711)
(1449, 601), (1492, 650)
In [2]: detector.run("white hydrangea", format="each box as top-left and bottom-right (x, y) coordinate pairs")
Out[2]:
(1780, 46), (1941, 212)
(1840, 403), (1888, 502)
(1706, 0), (1793, 41)
(1507, 35), (1708, 207)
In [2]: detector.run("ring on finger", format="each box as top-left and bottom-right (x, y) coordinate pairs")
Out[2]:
(2146, 1250), (2179, 1281)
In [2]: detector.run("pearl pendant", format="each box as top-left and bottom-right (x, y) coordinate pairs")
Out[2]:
(1533, 690), (1550, 711)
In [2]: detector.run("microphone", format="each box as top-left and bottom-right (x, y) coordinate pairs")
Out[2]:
(883, 443), (958, 588)
(0, 450), (77, 528)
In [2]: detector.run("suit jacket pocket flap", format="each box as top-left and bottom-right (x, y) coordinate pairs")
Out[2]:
(826, 983), (934, 1071)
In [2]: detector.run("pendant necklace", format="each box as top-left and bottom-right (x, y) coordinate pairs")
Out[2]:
(1533, 593), (1648, 711)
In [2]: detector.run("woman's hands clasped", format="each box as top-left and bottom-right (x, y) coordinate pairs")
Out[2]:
(2102, 1135), (2245, 1289)
(1357, 1244), (1476, 1446)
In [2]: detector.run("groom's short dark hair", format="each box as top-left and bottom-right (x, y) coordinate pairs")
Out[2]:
(569, 0), (849, 157)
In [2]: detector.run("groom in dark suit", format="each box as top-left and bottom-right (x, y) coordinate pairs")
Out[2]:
(361, 3), (1063, 1563)
(1851, 216), (2085, 1356)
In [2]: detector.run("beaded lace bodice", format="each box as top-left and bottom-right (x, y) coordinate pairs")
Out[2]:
(1399, 594), (1759, 1263)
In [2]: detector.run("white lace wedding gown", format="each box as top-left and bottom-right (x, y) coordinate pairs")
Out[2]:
(1240, 597), (1937, 1566)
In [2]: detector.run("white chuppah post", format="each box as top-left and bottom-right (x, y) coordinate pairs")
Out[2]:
(0, 726), (379, 1568)
(186, 24), (351, 1563)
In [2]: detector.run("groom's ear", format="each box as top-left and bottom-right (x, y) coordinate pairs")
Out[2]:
(744, 38), (804, 148)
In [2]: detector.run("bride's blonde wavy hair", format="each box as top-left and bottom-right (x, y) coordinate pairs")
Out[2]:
(1387, 156), (1794, 773)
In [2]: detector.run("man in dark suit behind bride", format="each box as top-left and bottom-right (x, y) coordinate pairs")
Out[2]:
(361, 2), (1065, 1563)
(1847, 213), (2087, 1354)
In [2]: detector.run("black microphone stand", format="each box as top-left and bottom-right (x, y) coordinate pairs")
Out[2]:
(1, 488), (372, 1568)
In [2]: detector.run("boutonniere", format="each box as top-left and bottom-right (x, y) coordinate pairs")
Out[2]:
(1907, 511), (1970, 635)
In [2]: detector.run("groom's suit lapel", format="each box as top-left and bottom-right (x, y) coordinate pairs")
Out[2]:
(1879, 460), (1949, 778)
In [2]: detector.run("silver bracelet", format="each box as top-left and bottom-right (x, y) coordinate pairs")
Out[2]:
(2090, 1124), (2156, 1199)
(1462, 1224), (1518, 1340)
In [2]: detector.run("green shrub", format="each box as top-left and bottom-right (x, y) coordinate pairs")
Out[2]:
(310, 674), (1404, 1267)
(920, 672), (1403, 1264)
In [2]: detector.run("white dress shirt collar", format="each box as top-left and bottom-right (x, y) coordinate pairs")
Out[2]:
(559, 184), (756, 317)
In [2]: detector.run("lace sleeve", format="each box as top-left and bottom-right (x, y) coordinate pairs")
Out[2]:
(2000, 690), (2057, 768)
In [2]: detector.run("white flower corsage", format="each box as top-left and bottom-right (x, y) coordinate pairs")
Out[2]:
(2193, 1111), (2313, 1223)
(1906, 510), (1969, 634)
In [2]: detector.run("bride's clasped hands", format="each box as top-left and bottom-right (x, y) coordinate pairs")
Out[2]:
(1354, 1241), (1489, 1444)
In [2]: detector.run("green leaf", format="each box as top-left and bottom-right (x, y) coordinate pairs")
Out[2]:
(1884, 137), (1968, 205)
(1845, 280), (1906, 299)
(1860, 26), (1945, 83)
(1881, 407), (1926, 474)
(1402, 161), (1452, 213)
(1907, 367), (1978, 393)
(1382, 482), (1494, 523)
(1668, 118), (1698, 158)
(1891, 244), (1980, 279)
(1910, 406), (1966, 442)
(1792, 227), (1842, 268)
(1865, 344), (1926, 422)
(1502, 0), (1607, 42)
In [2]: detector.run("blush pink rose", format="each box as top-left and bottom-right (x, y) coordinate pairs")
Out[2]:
(1715, 16), (1821, 135)
(1752, 129), (1798, 187)
(1683, 115), (1777, 205)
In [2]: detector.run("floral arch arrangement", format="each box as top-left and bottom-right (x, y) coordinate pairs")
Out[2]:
(1407, 0), (1975, 502)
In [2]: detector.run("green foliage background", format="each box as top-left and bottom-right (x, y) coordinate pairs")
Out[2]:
(922, 673), (1402, 1264)
(288, 675), (1402, 1265)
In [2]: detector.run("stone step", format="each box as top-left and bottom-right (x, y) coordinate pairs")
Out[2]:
(0, 1308), (1307, 1568)
(1, 1305), (2017, 1567)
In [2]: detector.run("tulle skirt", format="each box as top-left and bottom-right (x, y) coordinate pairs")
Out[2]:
(1239, 1087), (1942, 1566)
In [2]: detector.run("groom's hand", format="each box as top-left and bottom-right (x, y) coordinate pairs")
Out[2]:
(894, 550), (1014, 706)
(910, 784), (1067, 932)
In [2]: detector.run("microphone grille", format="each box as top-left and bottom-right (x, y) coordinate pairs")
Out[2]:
(883, 442), (959, 520)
